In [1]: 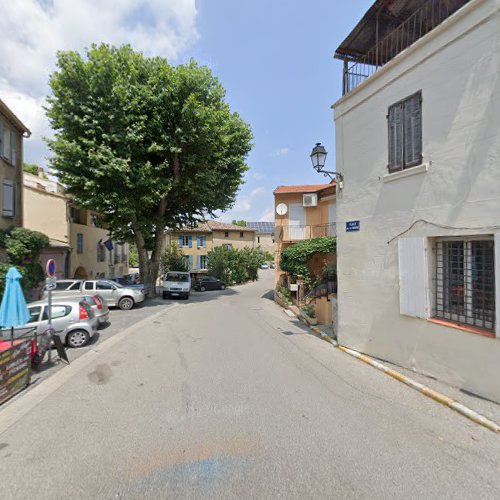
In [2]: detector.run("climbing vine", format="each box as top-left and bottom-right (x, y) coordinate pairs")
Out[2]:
(280, 236), (336, 280)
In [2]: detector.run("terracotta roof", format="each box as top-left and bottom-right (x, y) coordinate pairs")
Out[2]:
(274, 182), (334, 195)
(171, 220), (256, 233)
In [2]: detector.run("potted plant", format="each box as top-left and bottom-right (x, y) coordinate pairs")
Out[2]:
(300, 304), (317, 326)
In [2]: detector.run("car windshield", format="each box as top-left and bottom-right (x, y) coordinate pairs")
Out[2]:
(166, 273), (189, 282)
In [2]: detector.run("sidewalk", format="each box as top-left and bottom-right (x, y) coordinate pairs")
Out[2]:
(280, 301), (500, 431)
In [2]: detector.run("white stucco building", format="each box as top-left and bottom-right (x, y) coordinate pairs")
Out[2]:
(333, 0), (500, 402)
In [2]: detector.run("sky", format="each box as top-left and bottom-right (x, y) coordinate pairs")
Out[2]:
(0, 0), (373, 223)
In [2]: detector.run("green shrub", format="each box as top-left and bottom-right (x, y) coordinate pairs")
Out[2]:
(0, 228), (50, 296)
(280, 236), (336, 282)
(322, 261), (337, 281)
(301, 304), (316, 318)
(161, 242), (188, 274)
(207, 246), (265, 285)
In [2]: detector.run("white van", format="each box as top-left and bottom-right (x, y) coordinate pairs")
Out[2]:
(162, 271), (191, 300)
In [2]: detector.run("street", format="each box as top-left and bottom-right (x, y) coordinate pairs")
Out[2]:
(1, 270), (500, 499)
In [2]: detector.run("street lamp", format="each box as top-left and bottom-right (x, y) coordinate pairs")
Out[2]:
(310, 143), (344, 189)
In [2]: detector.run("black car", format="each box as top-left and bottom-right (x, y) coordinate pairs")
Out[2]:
(195, 276), (226, 292)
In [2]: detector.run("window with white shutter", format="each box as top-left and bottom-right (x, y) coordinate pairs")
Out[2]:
(2, 180), (15, 217)
(2, 125), (11, 163)
(398, 237), (429, 318)
(388, 91), (422, 172)
(10, 130), (17, 166)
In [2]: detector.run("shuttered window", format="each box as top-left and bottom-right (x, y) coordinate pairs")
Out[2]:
(388, 92), (422, 172)
(2, 180), (15, 217)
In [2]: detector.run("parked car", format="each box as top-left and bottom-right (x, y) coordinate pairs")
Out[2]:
(59, 294), (109, 327)
(194, 276), (226, 292)
(108, 277), (145, 293)
(260, 263), (269, 269)
(44, 279), (144, 310)
(1, 298), (98, 348)
(162, 272), (191, 300)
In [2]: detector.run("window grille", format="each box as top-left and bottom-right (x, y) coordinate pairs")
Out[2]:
(435, 239), (495, 331)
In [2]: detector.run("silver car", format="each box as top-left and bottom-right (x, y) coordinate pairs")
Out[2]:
(45, 279), (145, 310)
(1, 298), (98, 348)
(58, 294), (109, 327)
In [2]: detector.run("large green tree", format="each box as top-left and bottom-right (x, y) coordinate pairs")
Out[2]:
(46, 44), (253, 295)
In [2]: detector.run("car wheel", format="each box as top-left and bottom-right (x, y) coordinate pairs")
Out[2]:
(118, 296), (134, 310)
(220, 284), (226, 290)
(185, 293), (190, 300)
(200, 286), (206, 292)
(66, 329), (90, 348)
(162, 291), (168, 300)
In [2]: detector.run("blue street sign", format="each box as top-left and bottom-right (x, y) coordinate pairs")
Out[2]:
(346, 220), (360, 232)
(46, 259), (57, 277)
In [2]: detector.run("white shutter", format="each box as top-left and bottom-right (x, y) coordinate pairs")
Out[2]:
(289, 203), (306, 240)
(494, 234), (500, 337)
(2, 181), (15, 217)
(398, 237), (428, 318)
(10, 130), (17, 165)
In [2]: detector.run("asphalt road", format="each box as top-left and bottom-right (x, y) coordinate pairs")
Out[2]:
(1, 270), (500, 499)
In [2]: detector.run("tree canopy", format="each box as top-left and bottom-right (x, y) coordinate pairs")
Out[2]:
(46, 44), (253, 293)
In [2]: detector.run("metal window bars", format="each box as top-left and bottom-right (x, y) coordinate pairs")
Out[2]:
(342, 0), (471, 95)
(435, 239), (495, 331)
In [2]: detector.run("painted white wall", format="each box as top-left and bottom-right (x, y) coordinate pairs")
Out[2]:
(333, 0), (500, 402)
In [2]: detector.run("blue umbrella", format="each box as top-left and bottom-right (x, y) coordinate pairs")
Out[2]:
(0, 267), (30, 345)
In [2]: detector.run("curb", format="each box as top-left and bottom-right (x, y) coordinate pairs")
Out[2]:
(285, 307), (500, 434)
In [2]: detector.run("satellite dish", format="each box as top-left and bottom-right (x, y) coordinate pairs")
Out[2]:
(276, 203), (288, 216)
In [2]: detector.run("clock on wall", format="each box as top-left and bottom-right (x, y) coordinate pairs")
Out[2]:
(276, 203), (288, 216)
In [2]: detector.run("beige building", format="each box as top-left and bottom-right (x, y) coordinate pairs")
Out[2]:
(0, 98), (30, 230)
(246, 222), (274, 255)
(165, 220), (256, 275)
(23, 171), (129, 279)
(274, 182), (336, 281)
(333, 0), (500, 402)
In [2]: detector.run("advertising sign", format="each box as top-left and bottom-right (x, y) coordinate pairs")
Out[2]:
(0, 340), (31, 405)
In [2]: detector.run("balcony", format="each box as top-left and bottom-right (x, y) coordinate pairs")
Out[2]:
(336, 0), (471, 95)
(276, 223), (336, 243)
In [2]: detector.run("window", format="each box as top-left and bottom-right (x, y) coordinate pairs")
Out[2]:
(76, 233), (84, 254)
(388, 91), (422, 172)
(178, 235), (192, 247)
(84, 282), (94, 291)
(435, 238), (495, 331)
(2, 124), (11, 162)
(2, 180), (15, 217)
(27, 306), (42, 324)
(68, 282), (81, 291)
(224, 231), (229, 238)
(10, 130), (17, 166)
(197, 236), (206, 248)
(54, 281), (72, 291)
(199, 255), (207, 270)
(42, 306), (71, 321)
(240, 231), (244, 238)
(97, 281), (115, 290)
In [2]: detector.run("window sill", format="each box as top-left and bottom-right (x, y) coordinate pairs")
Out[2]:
(428, 318), (496, 339)
(383, 163), (429, 183)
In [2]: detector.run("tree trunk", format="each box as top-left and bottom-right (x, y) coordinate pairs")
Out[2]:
(134, 229), (165, 299)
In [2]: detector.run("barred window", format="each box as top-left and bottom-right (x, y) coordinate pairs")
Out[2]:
(435, 239), (495, 331)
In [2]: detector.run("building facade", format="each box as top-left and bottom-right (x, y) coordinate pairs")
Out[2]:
(165, 220), (256, 275)
(0, 99), (30, 230)
(274, 182), (336, 284)
(23, 172), (129, 280)
(333, 0), (500, 402)
(246, 222), (275, 255)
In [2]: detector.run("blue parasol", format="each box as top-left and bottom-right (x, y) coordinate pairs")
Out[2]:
(0, 267), (30, 345)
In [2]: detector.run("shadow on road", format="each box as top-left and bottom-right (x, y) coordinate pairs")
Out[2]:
(261, 290), (274, 301)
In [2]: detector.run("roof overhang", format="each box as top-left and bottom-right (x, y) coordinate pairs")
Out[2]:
(0, 98), (31, 137)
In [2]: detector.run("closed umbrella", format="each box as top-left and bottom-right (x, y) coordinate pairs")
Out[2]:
(0, 267), (31, 346)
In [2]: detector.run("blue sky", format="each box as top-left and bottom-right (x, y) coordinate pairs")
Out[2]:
(1, 0), (372, 222)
